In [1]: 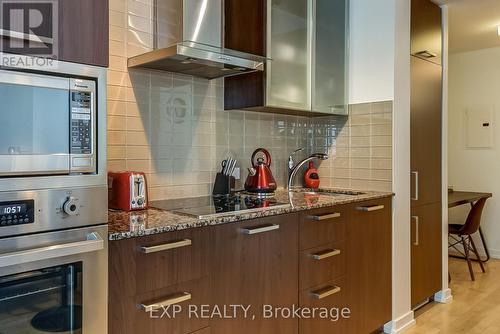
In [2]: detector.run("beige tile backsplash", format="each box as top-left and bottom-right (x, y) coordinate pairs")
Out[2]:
(107, 0), (393, 200)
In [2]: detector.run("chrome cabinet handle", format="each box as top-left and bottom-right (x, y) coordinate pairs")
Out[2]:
(308, 212), (341, 221)
(0, 232), (104, 268)
(311, 249), (341, 260)
(139, 292), (191, 312)
(412, 216), (419, 246)
(411, 171), (419, 201)
(140, 239), (192, 254)
(311, 285), (341, 300)
(356, 205), (385, 212)
(241, 224), (280, 235)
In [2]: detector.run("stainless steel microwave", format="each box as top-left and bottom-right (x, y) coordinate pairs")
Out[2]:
(0, 70), (97, 176)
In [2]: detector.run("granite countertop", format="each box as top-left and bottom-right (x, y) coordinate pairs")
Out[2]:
(108, 188), (393, 241)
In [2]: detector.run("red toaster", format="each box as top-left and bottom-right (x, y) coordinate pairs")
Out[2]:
(108, 171), (148, 211)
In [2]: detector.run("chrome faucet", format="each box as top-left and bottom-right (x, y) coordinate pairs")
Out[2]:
(288, 148), (304, 172)
(287, 152), (329, 190)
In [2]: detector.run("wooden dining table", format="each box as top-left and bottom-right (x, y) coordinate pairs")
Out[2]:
(448, 191), (493, 262)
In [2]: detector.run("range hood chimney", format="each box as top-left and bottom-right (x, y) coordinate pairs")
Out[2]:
(128, 0), (266, 79)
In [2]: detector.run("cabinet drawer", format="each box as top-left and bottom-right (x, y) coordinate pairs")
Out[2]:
(109, 279), (210, 334)
(299, 205), (347, 250)
(109, 227), (210, 297)
(299, 241), (346, 290)
(299, 277), (348, 334)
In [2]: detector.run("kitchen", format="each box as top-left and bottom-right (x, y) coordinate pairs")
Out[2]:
(0, 0), (473, 333)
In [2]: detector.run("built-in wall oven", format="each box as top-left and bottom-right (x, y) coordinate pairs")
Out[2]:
(0, 54), (108, 334)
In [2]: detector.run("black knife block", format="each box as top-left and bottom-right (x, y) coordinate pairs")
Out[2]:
(212, 173), (236, 196)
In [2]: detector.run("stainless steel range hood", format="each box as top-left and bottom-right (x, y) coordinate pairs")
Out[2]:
(127, 0), (266, 79)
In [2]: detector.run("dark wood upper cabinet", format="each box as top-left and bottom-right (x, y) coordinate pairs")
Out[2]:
(224, 0), (266, 112)
(411, 0), (442, 65)
(224, 0), (348, 117)
(58, 0), (109, 67)
(0, 0), (108, 67)
(224, 0), (265, 56)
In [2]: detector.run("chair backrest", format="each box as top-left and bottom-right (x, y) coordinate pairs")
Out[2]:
(459, 197), (488, 235)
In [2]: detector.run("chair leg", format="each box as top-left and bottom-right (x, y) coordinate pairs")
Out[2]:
(462, 236), (475, 281)
(469, 236), (486, 273)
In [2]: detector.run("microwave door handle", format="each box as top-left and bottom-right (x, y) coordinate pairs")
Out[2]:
(0, 232), (104, 268)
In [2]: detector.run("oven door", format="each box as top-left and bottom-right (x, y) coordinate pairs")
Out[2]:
(0, 225), (107, 334)
(0, 70), (71, 176)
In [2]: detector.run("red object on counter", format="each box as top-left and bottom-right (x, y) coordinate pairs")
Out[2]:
(244, 148), (278, 193)
(108, 171), (148, 211)
(304, 161), (320, 189)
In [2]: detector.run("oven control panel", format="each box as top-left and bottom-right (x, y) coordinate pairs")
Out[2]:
(0, 200), (35, 227)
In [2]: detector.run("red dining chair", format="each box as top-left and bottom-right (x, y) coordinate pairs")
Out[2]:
(448, 197), (488, 281)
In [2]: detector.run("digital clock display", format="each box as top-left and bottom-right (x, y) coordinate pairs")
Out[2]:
(0, 204), (27, 215)
(0, 200), (34, 227)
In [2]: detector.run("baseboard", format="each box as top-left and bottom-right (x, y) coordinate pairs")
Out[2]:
(383, 311), (415, 334)
(474, 246), (500, 259)
(434, 288), (453, 304)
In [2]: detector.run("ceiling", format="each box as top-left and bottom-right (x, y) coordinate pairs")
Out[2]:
(436, 0), (500, 53)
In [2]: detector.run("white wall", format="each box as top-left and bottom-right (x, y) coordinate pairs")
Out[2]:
(349, 0), (396, 104)
(449, 46), (500, 258)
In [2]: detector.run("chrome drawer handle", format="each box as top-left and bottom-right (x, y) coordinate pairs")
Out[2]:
(309, 212), (341, 221)
(356, 205), (385, 212)
(311, 285), (341, 300)
(140, 239), (192, 254)
(311, 249), (341, 260)
(241, 224), (280, 235)
(139, 292), (191, 312)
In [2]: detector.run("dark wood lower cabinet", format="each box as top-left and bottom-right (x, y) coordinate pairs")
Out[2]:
(108, 198), (393, 334)
(109, 279), (210, 334)
(299, 276), (348, 334)
(347, 197), (392, 334)
(210, 213), (299, 334)
(411, 202), (442, 306)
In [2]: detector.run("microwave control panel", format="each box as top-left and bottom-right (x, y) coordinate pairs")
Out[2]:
(0, 200), (35, 227)
(70, 90), (92, 155)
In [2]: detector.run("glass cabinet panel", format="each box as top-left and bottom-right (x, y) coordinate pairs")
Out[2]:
(266, 0), (311, 111)
(312, 0), (348, 115)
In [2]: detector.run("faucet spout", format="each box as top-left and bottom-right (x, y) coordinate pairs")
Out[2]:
(287, 153), (328, 190)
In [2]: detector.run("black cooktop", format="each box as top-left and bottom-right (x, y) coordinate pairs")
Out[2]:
(150, 194), (289, 219)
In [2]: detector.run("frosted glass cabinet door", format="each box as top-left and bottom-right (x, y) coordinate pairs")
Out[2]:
(312, 0), (348, 115)
(266, 0), (311, 111)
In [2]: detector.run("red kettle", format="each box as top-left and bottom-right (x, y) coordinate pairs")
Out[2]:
(244, 148), (277, 193)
